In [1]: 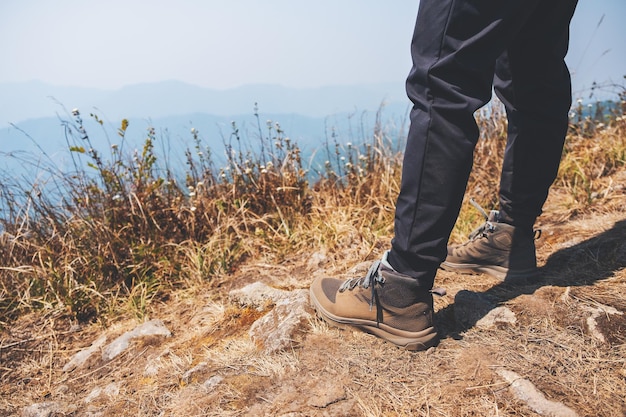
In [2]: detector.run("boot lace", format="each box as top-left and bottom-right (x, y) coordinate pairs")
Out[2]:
(465, 198), (542, 241)
(467, 198), (496, 241)
(338, 259), (385, 312)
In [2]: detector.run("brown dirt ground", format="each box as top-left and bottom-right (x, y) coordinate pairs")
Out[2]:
(1, 180), (625, 416)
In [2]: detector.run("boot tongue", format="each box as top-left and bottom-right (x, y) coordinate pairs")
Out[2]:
(380, 250), (394, 271)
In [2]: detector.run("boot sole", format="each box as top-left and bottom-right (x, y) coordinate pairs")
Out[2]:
(309, 288), (438, 351)
(440, 261), (539, 282)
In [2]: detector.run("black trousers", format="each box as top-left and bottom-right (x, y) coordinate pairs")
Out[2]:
(388, 0), (578, 287)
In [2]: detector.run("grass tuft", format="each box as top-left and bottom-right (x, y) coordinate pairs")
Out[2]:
(1, 94), (625, 327)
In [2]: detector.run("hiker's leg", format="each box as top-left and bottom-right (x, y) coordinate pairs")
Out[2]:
(495, 0), (578, 230)
(389, 0), (542, 286)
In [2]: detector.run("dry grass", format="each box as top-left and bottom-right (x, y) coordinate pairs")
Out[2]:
(0, 97), (625, 416)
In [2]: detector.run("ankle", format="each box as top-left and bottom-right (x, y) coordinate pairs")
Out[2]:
(497, 209), (535, 234)
(384, 250), (436, 289)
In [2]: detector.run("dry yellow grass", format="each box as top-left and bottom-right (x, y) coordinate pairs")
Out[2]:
(0, 104), (625, 416)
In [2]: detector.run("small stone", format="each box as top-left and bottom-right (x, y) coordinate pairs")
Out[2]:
(583, 303), (623, 343)
(476, 306), (517, 329)
(63, 334), (107, 372)
(84, 387), (102, 403)
(497, 369), (579, 417)
(103, 382), (120, 398)
(84, 382), (119, 404)
(228, 282), (287, 310)
(203, 375), (224, 391)
(249, 289), (312, 353)
(143, 349), (170, 377)
(143, 361), (160, 377)
(21, 402), (60, 417)
(102, 320), (171, 361)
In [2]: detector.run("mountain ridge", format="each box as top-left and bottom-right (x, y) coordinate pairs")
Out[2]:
(0, 80), (409, 124)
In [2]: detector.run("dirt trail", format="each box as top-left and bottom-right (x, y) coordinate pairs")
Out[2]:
(2, 201), (625, 416)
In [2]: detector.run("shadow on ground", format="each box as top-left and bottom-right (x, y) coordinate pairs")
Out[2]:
(436, 219), (626, 340)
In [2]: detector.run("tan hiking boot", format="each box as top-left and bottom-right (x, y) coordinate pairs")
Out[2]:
(441, 201), (539, 281)
(309, 252), (439, 351)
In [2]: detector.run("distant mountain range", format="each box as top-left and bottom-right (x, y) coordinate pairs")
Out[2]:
(0, 80), (410, 123)
(0, 81), (412, 176)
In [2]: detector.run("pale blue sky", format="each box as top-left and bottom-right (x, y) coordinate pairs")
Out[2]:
(0, 0), (624, 99)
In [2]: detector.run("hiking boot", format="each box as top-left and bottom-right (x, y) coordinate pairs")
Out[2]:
(441, 200), (539, 281)
(309, 251), (439, 351)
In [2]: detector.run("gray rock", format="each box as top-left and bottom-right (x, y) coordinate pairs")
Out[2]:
(101, 319), (171, 361)
(228, 282), (289, 311)
(203, 375), (224, 391)
(249, 289), (312, 353)
(497, 369), (579, 417)
(476, 306), (517, 329)
(21, 402), (60, 417)
(143, 348), (170, 377)
(583, 303), (623, 343)
(84, 382), (120, 404)
(63, 334), (107, 372)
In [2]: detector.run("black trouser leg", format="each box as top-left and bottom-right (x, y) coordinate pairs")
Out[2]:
(388, 0), (577, 287)
(495, 2), (577, 230)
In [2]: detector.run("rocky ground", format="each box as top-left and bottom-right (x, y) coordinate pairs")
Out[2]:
(2, 195), (625, 416)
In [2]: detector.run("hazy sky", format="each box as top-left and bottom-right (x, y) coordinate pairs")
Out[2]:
(1, 0), (624, 99)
